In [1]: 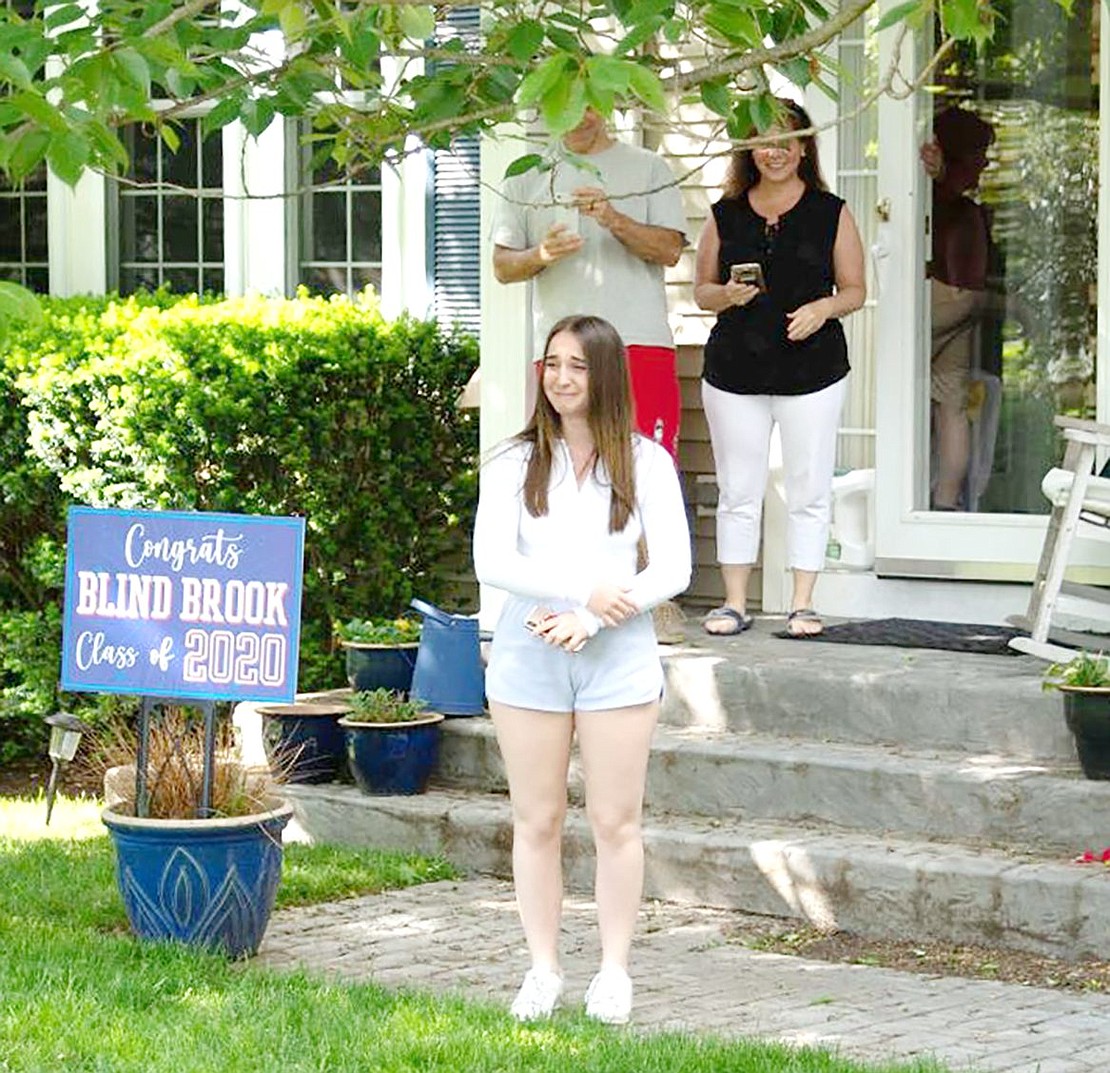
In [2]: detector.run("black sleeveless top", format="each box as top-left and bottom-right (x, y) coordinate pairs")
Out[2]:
(703, 188), (850, 396)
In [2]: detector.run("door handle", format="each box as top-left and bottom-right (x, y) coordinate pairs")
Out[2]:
(875, 198), (891, 222)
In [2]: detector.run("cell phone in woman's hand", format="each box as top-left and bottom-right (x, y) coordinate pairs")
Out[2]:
(524, 606), (554, 634)
(730, 262), (767, 291)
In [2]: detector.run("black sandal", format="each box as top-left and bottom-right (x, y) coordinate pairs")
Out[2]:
(784, 608), (823, 638)
(702, 607), (754, 636)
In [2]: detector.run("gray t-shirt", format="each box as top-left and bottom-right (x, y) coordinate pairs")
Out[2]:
(491, 141), (687, 360)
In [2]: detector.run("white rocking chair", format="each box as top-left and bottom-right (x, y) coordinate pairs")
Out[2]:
(1009, 416), (1110, 660)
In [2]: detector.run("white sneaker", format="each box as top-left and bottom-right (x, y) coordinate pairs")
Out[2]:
(584, 965), (632, 1025)
(510, 967), (564, 1021)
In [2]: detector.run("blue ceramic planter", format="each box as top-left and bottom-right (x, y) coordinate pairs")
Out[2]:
(259, 702), (350, 783)
(102, 802), (293, 958)
(340, 714), (444, 795)
(343, 643), (419, 694)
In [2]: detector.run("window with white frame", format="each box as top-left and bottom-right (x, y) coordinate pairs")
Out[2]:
(290, 128), (383, 296)
(0, 0), (47, 291)
(0, 166), (48, 292)
(108, 118), (225, 294)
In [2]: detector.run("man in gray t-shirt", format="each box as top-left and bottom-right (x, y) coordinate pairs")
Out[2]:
(491, 108), (687, 459)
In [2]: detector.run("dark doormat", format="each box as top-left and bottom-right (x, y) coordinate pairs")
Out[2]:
(773, 617), (1026, 656)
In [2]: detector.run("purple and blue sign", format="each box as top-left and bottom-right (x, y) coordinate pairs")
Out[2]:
(61, 507), (305, 703)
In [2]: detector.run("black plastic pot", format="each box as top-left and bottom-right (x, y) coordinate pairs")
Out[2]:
(1062, 687), (1110, 780)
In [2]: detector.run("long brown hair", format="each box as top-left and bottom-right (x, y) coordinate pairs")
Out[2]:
(721, 98), (828, 199)
(519, 315), (636, 533)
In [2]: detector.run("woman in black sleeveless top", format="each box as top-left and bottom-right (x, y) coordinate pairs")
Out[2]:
(695, 99), (865, 638)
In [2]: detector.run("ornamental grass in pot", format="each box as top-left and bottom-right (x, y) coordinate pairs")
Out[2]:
(1043, 651), (1110, 779)
(90, 706), (292, 957)
(338, 688), (443, 796)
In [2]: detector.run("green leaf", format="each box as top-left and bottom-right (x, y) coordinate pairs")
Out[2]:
(158, 123), (181, 154)
(625, 0), (676, 21)
(8, 127), (50, 180)
(279, 2), (308, 40)
(662, 17), (685, 42)
(518, 55), (570, 108)
(398, 5), (435, 42)
(164, 66), (195, 98)
(0, 54), (32, 91)
(702, 3), (761, 43)
(11, 90), (68, 133)
(700, 80), (733, 119)
(541, 73), (587, 135)
(113, 48), (151, 98)
(546, 25), (580, 51)
(876, 0), (924, 31)
(586, 54), (632, 94)
(44, 3), (86, 31)
(775, 56), (813, 88)
(84, 120), (129, 171)
(626, 64), (666, 114)
(503, 152), (546, 178)
(506, 19), (545, 62)
(46, 129), (90, 187)
(613, 15), (665, 53)
(241, 96), (277, 137)
(726, 98), (753, 140)
(941, 0), (993, 44)
(201, 94), (244, 137)
(750, 93), (776, 132)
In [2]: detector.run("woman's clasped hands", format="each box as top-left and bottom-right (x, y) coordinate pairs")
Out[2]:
(587, 582), (639, 627)
(533, 582), (638, 654)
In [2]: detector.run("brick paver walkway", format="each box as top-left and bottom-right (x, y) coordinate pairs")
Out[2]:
(256, 878), (1110, 1073)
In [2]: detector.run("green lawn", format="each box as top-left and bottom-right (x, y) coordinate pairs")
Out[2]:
(0, 795), (946, 1073)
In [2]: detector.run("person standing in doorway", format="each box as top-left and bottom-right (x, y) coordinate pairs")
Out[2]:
(490, 108), (687, 461)
(921, 106), (997, 510)
(694, 99), (866, 638)
(473, 315), (691, 1025)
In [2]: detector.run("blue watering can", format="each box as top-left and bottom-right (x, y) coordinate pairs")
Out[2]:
(408, 598), (486, 716)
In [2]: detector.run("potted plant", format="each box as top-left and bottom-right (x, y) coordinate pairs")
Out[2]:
(256, 698), (352, 784)
(338, 688), (444, 795)
(94, 706), (293, 957)
(1043, 651), (1110, 779)
(335, 616), (421, 694)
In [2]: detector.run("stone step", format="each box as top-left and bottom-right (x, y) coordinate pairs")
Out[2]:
(281, 783), (1110, 961)
(661, 629), (1074, 762)
(436, 719), (1110, 857)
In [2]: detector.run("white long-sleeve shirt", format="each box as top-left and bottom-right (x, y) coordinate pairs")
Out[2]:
(473, 435), (691, 632)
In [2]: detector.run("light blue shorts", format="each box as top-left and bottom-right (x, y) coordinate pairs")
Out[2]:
(485, 596), (663, 712)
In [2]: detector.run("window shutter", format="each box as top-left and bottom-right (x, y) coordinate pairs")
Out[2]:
(430, 8), (481, 341)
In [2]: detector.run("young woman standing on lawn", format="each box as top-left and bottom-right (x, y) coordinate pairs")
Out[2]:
(473, 314), (691, 1024)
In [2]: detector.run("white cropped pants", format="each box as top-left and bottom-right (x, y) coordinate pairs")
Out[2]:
(702, 377), (846, 572)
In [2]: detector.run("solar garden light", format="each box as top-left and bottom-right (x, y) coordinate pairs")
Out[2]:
(44, 711), (90, 825)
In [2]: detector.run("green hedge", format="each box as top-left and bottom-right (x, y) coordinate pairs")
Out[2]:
(0, 291), (478, 760)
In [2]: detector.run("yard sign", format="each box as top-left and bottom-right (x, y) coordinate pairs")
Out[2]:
(61, 507), (305, 703)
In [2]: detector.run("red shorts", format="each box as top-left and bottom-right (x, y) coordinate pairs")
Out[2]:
(534, 344), (680, 461)
(627, 344), (680, 461)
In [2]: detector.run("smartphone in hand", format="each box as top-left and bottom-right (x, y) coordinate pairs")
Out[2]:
(524, 606), (554, 634)
(730, 262), (767, 291)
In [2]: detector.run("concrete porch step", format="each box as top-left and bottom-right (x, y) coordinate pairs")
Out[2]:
(282, 782), (1110, 961)
(436, 719), (1110, 857)
(661, 625), (1074, 762)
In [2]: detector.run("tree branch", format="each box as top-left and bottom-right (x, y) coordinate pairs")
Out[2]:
(670, 0), (878, 92)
